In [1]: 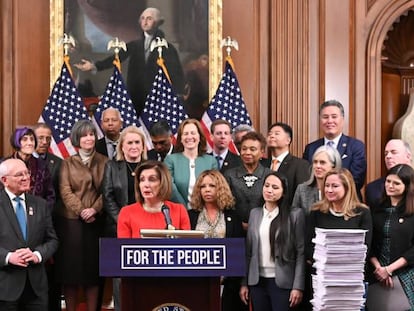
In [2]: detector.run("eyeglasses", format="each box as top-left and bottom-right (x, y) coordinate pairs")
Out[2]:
(6, 171), (31, 178)
(37, 136), (52, 142)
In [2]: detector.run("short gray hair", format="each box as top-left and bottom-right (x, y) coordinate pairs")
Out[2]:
(232, 124), (253, 140)
(101, 107), (123, 122)
(140, 7), (164, 25)
(305, 145), (342, 186)
(70, 119), (97, 148)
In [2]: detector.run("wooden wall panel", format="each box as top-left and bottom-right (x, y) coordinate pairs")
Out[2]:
(270, 0), (310, 156)
(222, 0), (270, 134)
(0, 0), (50, 156)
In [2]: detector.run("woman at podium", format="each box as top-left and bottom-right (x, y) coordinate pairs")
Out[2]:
(188, 170), (245, 311)
(240, 171), (305, 310)
(117, 160), (190, 238)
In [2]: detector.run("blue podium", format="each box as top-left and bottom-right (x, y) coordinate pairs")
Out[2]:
(100, 238), (245, 311)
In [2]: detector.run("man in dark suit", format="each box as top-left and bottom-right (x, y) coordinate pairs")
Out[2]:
(365, 139), (412, 209)
(147, 120), (174, 161)
(261, 122), (310, 204)
(0, 158), (58, 310)
(303, 100), (367, 196)
(209, 119), (241, 174)
(33, 122), (63, 311)
(95, 107), (123, 160)
(75, 7), (185, 116)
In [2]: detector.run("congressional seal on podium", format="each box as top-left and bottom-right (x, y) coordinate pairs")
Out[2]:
(152, 303), (190, 311)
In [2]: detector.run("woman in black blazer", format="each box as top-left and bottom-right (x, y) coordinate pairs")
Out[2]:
(367, 164), (414, 310)
(102, 125), (147, 311)
(188, 169), (245, 311)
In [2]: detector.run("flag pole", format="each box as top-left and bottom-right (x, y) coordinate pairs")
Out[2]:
(59, 33), (76, 78)
(107, 37), (127, 72)
(150, 37), (172, 83)
(221, 36), (239, 71)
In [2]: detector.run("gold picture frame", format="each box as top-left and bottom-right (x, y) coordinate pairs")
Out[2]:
(49, 0), (222, 102)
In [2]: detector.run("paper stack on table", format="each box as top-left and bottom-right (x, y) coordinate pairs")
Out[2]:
(311, 228), (367, 311)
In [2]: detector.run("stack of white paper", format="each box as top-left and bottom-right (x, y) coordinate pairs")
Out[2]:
(311, 228), (367, 311)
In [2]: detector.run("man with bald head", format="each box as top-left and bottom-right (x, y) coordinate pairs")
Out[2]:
(75, 7), (184, 116)
(365, 139), (412, 209)
(95, 107), (123, 160)
(0, 158), (58, 309)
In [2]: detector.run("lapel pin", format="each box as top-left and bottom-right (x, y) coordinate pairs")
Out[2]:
(29, 207), (34, 216)
(227, 217), (231, 222)
(342, 143), (347, 147)
(399, 218), (404, 223)
(224, 162), (228, 166)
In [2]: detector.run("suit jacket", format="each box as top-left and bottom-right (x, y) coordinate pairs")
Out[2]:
(102, 160), (130, 236)
(261, 153), (311, 204)
(365, 177), (385, 210)
(188, 209), (244, 238)
(147, 146), (175, 162)
(95, 29), (184, 115)
(291, 183), (320, 214)
(209, 151), (242, 175)
(0, 190), (58, 301)
(42, 152), (63, 214)
(164, 153), (218, 208)
(369, 201), (414, 273)
(224, 164), (272, 223)
(302, 135), (367, 192)
(245, 207), (305, 290)
(95, 137), (109, 158)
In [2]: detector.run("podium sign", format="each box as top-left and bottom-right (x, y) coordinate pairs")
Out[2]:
(100, 238), (245, 311)
(99, 238), (245, 277)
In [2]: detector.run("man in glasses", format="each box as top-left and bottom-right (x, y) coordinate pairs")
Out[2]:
(147, 120), (174, 161)
(0, 158), (58, 310)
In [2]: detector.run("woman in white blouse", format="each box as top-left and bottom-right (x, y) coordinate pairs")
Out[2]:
(240, 171), (305, 311)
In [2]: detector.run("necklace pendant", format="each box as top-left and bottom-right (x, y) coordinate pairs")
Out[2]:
(131, 172), (136, 177)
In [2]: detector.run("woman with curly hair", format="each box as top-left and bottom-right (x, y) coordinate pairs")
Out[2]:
(188, 169), (244, 310)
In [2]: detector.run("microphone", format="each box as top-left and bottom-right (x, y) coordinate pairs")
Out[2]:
(161, 205), (175, 230)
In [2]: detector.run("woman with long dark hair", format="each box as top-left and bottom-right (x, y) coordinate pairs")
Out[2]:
(240, 171), (305, 310)
(367, 164), (414, 310)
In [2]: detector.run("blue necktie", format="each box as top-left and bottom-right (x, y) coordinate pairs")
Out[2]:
(14, 197), (27, 240)
(215, 155), (222, 169)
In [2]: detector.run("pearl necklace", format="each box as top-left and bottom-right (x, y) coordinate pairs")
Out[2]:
(329, 208), (344, 217)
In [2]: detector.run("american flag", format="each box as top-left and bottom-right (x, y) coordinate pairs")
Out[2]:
(93, 65), (140, 137)
(201, 58), (252, 153)
(39, 62), (89, 158)
(139, 66), (188, 149)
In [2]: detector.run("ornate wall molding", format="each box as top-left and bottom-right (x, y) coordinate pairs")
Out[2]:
(366, 0), (414, 180)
